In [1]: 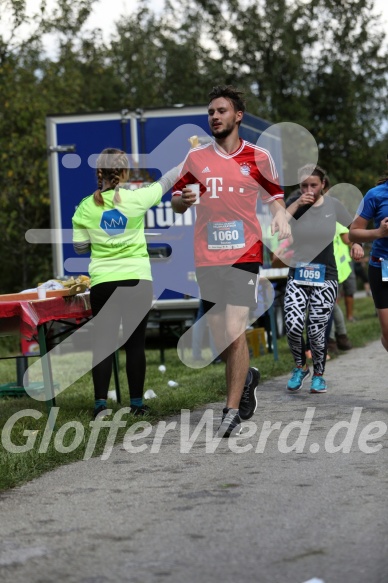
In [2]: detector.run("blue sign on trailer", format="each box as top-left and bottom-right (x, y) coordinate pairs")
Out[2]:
(46, 106), (282, 301)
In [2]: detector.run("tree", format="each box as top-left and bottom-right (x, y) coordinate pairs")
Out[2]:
(107, 2), (226, 109)
(0, 7), (52, 292)
(305, 0), (388, 190)
(0, 0), (105, 292)
(176, 0), (388, 192)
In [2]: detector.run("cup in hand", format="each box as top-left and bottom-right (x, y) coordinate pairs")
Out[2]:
(186, 183), (200, 205)
(37, 286), (47, 299)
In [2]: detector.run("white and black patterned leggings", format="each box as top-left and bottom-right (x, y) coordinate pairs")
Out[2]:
(284, 278), (338, 375)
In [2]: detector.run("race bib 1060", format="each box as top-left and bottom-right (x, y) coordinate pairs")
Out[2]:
(207, 220), (245, 250)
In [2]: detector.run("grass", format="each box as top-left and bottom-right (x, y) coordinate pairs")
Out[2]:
(0, 297), (380, 491)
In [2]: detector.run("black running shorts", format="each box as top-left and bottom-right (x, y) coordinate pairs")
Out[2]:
(368, 264), (388, 309)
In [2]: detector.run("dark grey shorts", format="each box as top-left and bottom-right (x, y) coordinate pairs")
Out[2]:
(196, 263), (260, 314)
(340, 267), (357, 296)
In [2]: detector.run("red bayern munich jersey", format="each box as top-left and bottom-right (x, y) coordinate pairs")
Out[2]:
(173, 139), (284, 267)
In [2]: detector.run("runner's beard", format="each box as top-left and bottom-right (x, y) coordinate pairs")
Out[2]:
(211, 125), (234, 139)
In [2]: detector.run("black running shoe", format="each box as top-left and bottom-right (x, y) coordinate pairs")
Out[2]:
(216, 408), (242, 438)
(93, 404), (109, 420)
(239, 367), (260, 420)
(130, 404), (151, 417)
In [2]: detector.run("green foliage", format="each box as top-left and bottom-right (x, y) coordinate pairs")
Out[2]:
(305, 0), (388, 189)
(107, 5), (220, 108)
(0, 0), (106, 292)
(181, 0), (388, 192)
(0, 47), (52, 291)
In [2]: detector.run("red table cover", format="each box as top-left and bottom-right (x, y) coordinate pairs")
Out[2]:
(0, 293), (91, 340)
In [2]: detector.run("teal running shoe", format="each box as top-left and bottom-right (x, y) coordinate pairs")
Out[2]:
(287, 367), (310, 392)
(310, 375), (327, 393)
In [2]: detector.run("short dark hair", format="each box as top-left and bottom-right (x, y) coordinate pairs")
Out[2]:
(208, 85), (246, 114)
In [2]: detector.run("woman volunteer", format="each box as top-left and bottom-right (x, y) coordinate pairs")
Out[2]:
(72, 148), (179, 418)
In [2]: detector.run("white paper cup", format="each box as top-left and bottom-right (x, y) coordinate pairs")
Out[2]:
(144, 389), (157, 400)
(167, 380), (179, 388)
(37, 286), (46, 299)
(187, 183), (200, 204)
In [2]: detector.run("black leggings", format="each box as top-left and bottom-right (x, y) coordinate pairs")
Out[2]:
(90, 279), (153, 401)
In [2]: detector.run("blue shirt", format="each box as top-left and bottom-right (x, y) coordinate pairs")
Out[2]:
(357, 181), (388, 267)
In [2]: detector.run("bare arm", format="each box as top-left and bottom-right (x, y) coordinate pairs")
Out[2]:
(171, 187), (198, 214)
(340, 232), (364, 261)
(268, 199), (291, 240)
(349, 215), (388, 243)
(285, 191), (315, 216)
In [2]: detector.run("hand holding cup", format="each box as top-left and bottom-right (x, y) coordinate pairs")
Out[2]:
(182, 184), (200, 206)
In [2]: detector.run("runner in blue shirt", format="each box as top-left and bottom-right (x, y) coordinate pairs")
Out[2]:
(349, 163), (388, 352)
